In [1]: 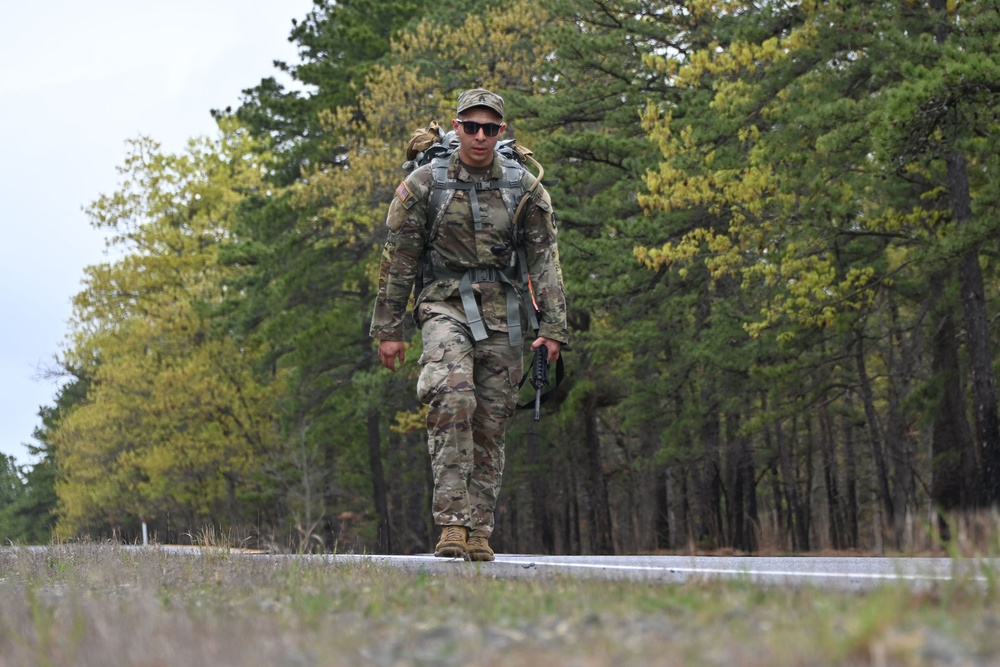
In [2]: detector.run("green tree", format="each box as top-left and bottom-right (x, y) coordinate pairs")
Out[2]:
(220, 0), (555, 552)
(227, 0), (431, 184)
(0, 454), (25, 542)
(52, 127), (283, 540)
(872, 0), (1000, 506)
(2, 375), (92, 544)
(45, 0), (1000, 555)
(635, 0), (1000, 544)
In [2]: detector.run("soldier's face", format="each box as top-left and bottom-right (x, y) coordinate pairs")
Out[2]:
(453, 108), (505, 169)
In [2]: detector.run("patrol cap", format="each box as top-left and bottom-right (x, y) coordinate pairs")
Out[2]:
(456, 88), (504, 119)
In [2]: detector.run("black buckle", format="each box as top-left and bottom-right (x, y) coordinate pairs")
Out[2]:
(473, 268), (496, 283)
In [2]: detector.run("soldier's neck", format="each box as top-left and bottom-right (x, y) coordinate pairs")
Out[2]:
(458, 158), (494, 176)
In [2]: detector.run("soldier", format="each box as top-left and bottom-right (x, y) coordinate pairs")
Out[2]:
(370, 88), (569, 561)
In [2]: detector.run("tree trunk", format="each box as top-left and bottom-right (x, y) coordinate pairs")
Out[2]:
(854, 326), (895, 536)
(361, 280), (391, 553)
(930, 0), (1000, 507)
(583, 397), (614, 553)
(366, 409), (391, 553)
(725, 410), (757, 552)
(885, 298), (917, 542)
(760, 392), (791, 549)
(840, 392), (860, 549)
(953, 164), (1000, 505)
(528, 422), (555, 553)
(931, 309), (978, 533)
(671, 405), (692, 551)
(775, 418), (809, 551)
(699, 404), (724, 549)
(677, 466), (693, 551)
(745, 445), (759, 552)
(655, 468), (669, 550)
(768, 463), (788, 550)
(567, 467), (581, 554)
(563, 421), (582, 554)
(819, 407), (846, 550)
(386, 428), (427, 554)
(725, 412), (744, 550)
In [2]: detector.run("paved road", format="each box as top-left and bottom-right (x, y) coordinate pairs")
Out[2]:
(8, 546), (993, 591)
(303, 552), (994, 591)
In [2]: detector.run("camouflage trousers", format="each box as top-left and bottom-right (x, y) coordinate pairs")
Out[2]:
(416, 300), (524, 538)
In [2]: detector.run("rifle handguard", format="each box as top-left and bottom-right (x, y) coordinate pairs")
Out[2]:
(530, 345), (549, 421)
(530, 345), (550, 391)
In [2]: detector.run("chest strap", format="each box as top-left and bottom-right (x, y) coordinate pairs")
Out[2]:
(429, 157), (524, 233)
(433, 179), (520, 230)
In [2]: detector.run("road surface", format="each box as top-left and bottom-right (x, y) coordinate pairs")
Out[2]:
(7, 546), (993, 591)
(298, 552), (992, 591)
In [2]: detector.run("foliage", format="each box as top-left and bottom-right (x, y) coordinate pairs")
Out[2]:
(33, 0), (1000, 554)
(52, 127), (284, 539)
(214, 0), (554, 550)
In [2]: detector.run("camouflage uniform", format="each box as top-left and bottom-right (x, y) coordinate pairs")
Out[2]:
(370, 149), (569, 538)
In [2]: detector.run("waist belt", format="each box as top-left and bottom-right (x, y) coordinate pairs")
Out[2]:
(434, 265), (538, 346)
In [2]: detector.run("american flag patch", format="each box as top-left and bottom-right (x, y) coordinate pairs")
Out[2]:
(395, 181), (411, 203)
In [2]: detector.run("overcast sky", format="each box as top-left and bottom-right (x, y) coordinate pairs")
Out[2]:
(0, 1), (316, 465)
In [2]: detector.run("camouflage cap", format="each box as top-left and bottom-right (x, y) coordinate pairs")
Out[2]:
(456, 88), (504, 119)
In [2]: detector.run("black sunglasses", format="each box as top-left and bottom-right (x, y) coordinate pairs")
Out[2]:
(455, 119), (503, 137)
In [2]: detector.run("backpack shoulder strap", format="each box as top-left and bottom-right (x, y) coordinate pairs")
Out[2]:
(427, 156), (456, 240)
(497, 155), (527, 220)
(427, 152), (525, 232)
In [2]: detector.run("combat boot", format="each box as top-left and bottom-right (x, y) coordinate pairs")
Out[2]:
(434, 525), (468, 558)
(466, 534), (495, 562)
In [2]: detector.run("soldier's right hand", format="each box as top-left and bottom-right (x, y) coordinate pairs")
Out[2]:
(378, 340), (406, 372)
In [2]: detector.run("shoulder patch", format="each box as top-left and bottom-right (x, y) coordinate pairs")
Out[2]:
(395, 180), (418, 210)
(395, 181), (412, 203)
(532, 187), (553, 213)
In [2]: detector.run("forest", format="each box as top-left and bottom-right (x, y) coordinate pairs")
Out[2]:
(2, 0), (999, 556)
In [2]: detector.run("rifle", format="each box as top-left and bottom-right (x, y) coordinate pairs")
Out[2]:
(529, 345), (550, 421)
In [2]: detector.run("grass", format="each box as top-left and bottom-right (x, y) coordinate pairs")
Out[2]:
(1, 544), (998, 666)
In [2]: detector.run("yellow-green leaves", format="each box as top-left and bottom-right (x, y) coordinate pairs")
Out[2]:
(53, 126), (282, 538)
(634, 2), (915, 342)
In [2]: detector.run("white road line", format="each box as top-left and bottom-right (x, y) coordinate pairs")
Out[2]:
(500, 559), (973, 582)
(6, 547), (990, 589)
(326, 554), (986, 584)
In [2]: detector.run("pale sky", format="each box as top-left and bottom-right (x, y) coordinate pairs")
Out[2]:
(0, 0), (316, 465)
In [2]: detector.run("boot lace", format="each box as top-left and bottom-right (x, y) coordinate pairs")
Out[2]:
(442, 526), (466, 543)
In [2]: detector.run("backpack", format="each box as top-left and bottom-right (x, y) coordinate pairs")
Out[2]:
(403, 120), (455, 171)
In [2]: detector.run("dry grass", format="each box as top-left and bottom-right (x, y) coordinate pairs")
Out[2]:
(1, 544), (998, 666)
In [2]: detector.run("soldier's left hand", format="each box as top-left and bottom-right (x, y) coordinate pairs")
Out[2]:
(531, 337), (561, 363)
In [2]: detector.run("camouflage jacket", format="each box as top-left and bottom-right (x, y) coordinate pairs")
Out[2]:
(369, 151), (569, 344)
